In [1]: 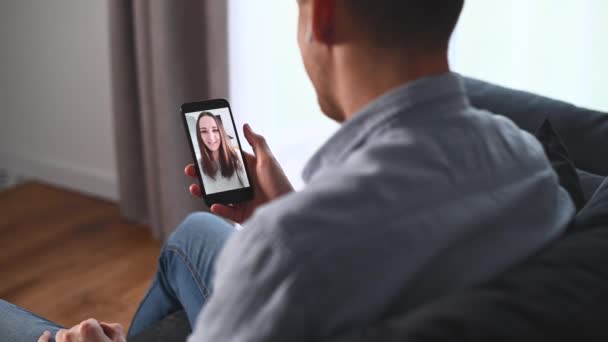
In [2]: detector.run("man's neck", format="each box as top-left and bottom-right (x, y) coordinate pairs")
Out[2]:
(335, 47), (450, 121)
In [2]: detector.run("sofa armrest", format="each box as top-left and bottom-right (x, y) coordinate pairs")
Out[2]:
(463, 76), (608, 176)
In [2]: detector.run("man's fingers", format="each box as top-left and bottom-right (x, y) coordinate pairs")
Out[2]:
(186, 164), (201, 197)
(210, 204), (239, 222)
(37, 331), (51, 342)
(185, 164), (197, 178)
(55, 329), (66, 341)
(100, 322), (124, 339)
(80, 319), (107, 340)
(243, 124), (270, 158)
(55, 328), (75, 342)
(189, 184), (202, 197)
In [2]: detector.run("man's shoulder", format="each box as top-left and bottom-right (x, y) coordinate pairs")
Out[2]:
(467, 107), (547, 163)
(464, 107), (536, 142)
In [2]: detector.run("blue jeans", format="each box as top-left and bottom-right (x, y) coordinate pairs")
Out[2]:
(0, 212), (234, 342)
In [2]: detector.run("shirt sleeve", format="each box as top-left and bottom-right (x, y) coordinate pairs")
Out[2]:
(188, 217), (312, 342)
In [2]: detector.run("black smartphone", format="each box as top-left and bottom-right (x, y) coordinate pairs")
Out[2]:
(181, 99), (254, 207)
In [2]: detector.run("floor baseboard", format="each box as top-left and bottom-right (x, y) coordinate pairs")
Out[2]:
(1, 153), (118, 201)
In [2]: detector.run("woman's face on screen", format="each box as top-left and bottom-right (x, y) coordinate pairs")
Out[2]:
(199, 115), (221, 152)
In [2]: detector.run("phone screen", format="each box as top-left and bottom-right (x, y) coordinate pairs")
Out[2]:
(184, 106), (251, 196)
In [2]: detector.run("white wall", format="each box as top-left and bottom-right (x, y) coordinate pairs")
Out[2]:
(0, 0), (117, 199)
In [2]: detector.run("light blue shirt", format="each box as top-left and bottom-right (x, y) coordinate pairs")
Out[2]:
(190, 73), (575, 342)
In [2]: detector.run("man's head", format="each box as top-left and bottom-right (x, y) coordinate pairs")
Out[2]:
(296, 0), (464, 121)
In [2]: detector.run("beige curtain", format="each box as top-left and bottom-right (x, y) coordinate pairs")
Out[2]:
(108, 1), (228, 239)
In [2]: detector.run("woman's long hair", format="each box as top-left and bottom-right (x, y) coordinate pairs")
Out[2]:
(196, 112), (243, 179)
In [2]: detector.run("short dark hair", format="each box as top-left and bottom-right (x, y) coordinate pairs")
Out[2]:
(346, 0), (464, 51)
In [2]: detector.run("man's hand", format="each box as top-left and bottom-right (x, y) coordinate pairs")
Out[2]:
(38, 319), (125, 342)
(186, 124), (294, 223)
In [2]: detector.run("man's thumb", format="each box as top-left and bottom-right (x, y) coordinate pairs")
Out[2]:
(243, 124), (270, 156)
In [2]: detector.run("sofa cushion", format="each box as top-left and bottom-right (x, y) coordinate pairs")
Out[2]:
(534, 119), (585, 211)
(577, 169), (606, 202)
(464, 77), (608, 176)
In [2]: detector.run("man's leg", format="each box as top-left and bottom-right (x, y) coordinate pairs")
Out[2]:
(0, 300), (64, 342)
(128, 212), (235, 337)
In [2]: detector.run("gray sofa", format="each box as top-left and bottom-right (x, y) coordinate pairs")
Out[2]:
(130, 77), (608, 341)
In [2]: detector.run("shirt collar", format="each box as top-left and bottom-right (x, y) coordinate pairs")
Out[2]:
(302, 72), (469, 182)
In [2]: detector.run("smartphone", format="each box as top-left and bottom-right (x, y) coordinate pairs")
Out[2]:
(181, 99), (254, 207)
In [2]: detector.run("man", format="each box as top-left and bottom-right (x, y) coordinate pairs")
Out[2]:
(1, 0), (574, 341)
(189, 0), (574, 340)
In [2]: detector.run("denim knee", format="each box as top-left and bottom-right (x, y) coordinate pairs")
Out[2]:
(0, 300), (19, 313)
(164, 212), (234, 256)
(0, 299), (11, 310)
(0, 299), (64, 339)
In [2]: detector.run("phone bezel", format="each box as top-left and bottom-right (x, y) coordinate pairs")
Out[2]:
(181, 98), (254, 207)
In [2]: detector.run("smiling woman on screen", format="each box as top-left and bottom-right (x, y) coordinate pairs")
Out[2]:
(196, 112), (247, 194)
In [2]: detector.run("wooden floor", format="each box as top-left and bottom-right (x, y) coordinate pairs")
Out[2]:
(0, 182), (161, 330)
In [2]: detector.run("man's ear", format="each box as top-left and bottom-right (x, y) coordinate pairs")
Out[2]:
(311, 0), (336, 44)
